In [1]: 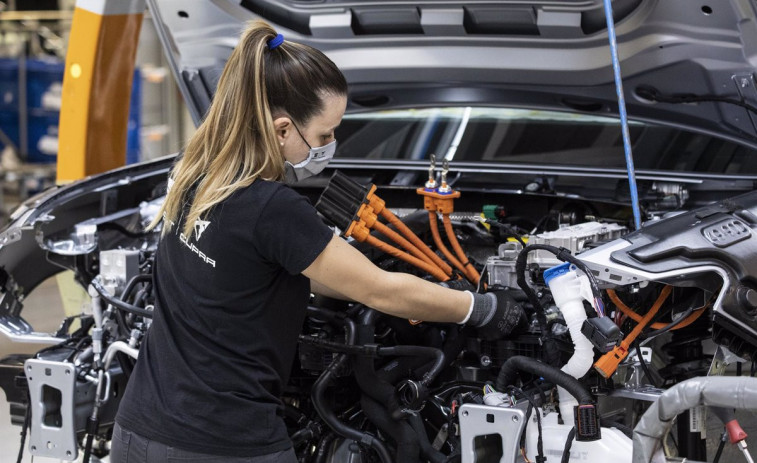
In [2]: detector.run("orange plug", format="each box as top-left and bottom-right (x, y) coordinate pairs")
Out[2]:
(416, 187), (461, 213)
(344, 219), (371, 242)
(594, 344), (630, 378)
(364, 185), (386, 215)
(594, 286), (672, 378)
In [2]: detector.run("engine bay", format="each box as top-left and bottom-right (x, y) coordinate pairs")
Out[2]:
(2, 158), (757, 463)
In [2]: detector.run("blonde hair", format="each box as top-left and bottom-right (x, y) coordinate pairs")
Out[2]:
(149, 20), (347, 238)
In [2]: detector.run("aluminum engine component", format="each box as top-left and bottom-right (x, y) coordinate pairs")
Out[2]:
(486, 241), (523, 288)
(486, 221), (626, 288)
(99, 249), (140, 296)
(529, 221), (627, 267)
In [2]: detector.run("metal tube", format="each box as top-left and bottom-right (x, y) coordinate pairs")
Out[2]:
(102, 340), (140, 371)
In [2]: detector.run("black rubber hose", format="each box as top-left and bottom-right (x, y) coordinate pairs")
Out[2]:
(310, 316), (391, 463)
(515, 247), (561, 369)
(376, 357), (432, 387)
(515, 247), (548, 334)
(361, 395), (422, 463)
(353, 310), (405, 419)
(314, 432), (337, 463)
(312, 354), (391, 462)
(113, 273), (152, 335)
(297, 337), (444, 386)
(378, 346), (444, 386)
(90, 278), (153, 318)
(408, 414), (447, 463)
(495, 356), (594, 405)
(120, 273), (152, 302)
(290, 426), (317, 447)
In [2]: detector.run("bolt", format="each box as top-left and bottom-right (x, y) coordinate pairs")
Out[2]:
(741, 78), (750, 88)
(480, 355), (492, 367)
(462, 410), (469, 417)
(512, 415), (519, 422)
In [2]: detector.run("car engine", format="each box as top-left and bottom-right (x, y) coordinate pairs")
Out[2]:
(3, 158), (757, 463)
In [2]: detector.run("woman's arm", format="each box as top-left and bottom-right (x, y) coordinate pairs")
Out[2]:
(303, 235), (471, 322)
(310, 280), (351, 301)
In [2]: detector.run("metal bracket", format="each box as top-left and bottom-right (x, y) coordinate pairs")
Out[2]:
(709, 344), (744, 376)
(25, 359), (78, 461)
(733, 73), (757, 134)
(459, 404), (527, 463)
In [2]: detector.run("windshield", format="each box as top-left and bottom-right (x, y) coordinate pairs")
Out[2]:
(335, 107), (757, 174)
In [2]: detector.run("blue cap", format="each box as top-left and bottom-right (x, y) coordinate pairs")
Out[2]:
(543, 262), (571, 285)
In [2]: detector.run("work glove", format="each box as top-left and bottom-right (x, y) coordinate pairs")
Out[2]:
(465, 290), (526, 340)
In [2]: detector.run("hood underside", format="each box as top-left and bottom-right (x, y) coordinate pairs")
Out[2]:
(147, 0), (757, 147)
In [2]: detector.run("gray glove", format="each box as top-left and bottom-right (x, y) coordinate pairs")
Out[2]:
(466, 290), (526, 340)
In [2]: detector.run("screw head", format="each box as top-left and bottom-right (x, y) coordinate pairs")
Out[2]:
(512, 415), (519, 422)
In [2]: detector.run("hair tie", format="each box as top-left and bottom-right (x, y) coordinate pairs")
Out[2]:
(267, 33), (284, 50)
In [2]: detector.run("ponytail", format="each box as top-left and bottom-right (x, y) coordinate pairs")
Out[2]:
(148, 20), (347, 238)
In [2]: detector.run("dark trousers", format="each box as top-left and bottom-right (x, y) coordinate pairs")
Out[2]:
(110, 422), (297, 462)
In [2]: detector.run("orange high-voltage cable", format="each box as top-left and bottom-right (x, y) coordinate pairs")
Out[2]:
(594, 285), (672, 378)
(607, 289), (706, 331)
(371, 221), (446, 274)
(364, 235), (450, 282)
(379, 208), (455, 278)
(356, 197), (449, 278)
(345, 218), (450, 282)
(442, 214), (481, 284)
(428, 212), (467, 275)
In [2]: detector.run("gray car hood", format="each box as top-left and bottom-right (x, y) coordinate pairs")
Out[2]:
(148, 0), (757, 148)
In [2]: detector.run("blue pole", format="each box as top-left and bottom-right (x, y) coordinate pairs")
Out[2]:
(603, 0), (642, 230)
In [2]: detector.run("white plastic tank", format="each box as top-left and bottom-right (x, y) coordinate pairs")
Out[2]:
(524, 412), (632, 463)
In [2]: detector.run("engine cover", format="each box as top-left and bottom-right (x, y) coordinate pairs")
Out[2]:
(579, 190), (757, 360)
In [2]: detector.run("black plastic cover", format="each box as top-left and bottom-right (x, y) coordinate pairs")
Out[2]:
(609, 190), (757, 359)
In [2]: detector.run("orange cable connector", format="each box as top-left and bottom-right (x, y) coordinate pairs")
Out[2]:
(594, 286), (672, 378)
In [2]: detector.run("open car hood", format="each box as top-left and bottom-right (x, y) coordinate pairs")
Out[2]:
(149, 0), (757, 147)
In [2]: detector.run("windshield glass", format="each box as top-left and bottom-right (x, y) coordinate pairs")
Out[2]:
(335, 107), (757, 174)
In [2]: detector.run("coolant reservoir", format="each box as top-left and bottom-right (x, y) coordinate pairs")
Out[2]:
(524, 412), (632, 463)
(543, 262), (595, 425)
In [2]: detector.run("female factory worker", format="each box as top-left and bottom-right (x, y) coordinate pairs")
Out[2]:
(112, 20), (522, 463)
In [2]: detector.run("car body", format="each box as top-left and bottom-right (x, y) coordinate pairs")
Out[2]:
(3, 1), (757, 462)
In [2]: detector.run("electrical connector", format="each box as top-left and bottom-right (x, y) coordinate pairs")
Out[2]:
(726, 419), (749, 444)
(438, 159), (452, 194)
(425, 154), (438, 189)
(581, 317), (622, 353)
(574, 404), (602, 442)
(593, 344), (629, 378)
(482, 205), (506, 220)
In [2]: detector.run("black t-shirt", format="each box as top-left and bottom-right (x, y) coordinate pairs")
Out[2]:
(116, 180), (334, 457)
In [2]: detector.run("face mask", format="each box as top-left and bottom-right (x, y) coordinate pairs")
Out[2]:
(284, 125), (337, 183)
